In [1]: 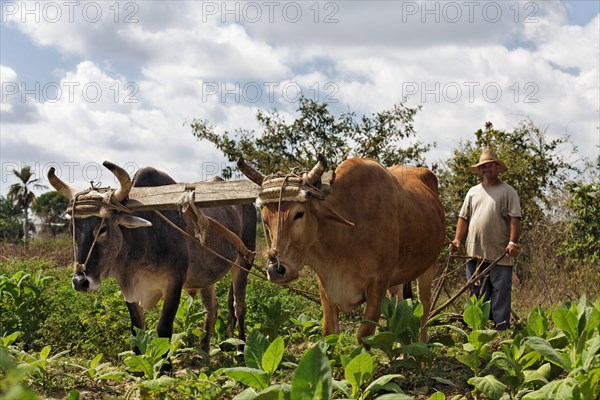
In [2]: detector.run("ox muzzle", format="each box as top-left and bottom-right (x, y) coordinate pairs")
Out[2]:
(72, 272), (90, 292)
(267, 250), (288, 282)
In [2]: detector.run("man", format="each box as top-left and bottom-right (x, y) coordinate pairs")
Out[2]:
(450, 149), (521, 330)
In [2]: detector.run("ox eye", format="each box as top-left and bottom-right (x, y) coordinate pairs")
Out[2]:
(98, 225), (108, 235)
(294, 211), (305, 221)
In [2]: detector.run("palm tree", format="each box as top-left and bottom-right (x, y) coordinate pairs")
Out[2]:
(8, 166), (47, 248)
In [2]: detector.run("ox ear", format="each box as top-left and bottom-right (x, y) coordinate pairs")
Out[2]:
(116, 214), (152, 229)
(314, 202), (354, 227)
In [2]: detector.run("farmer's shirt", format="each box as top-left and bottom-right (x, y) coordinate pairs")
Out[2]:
(459, 181), (522, 266)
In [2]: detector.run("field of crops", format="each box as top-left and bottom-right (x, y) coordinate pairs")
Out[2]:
(1, 239), (599, 400)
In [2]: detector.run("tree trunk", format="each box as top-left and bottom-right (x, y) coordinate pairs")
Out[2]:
(23, 207), (29, 250)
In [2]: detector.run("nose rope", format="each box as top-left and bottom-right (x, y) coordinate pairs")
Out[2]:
(271, 175), (292, 271)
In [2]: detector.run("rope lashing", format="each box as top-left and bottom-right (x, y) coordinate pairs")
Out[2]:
(69, 186), (122, 276)
(178, 190), (255, 264)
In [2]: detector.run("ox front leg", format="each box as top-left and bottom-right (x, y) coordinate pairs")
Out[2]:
(200, 285), (217, 354)
(126, 302), (146, 354)
(318, 278), (339, 336)
(157, 285), (183, 341)
(229, 265), (249, 354)
(416, 265), (436, 343)
(357, 282), (387, 345)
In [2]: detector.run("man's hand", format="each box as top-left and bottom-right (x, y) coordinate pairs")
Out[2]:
(449, 239), (461, 252)
(506, 241), (519, 257)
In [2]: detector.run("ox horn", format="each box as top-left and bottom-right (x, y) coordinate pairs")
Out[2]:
(47, 167), (77, 199)
(103, 161), (132, 202)
(237, 157), (265, 186)
(304, 153), (327, 186)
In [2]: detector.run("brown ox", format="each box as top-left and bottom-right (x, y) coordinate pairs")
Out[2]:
(238, 155), (444, 342)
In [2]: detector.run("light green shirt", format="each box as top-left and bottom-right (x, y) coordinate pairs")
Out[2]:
(459, 182), (521, 265)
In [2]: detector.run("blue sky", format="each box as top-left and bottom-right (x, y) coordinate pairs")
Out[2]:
(1, 1), (599, 194)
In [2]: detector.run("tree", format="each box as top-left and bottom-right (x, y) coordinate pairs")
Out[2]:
(558, 157), (600, 263)
(438, 120), (577, 237)
(0, 195), (22, 243)
(31, 191), (69, 238)
(7, 166), (47, 248)
(190, 97), (433, 177)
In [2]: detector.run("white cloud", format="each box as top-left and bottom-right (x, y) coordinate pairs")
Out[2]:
(1, 1), (598, 195)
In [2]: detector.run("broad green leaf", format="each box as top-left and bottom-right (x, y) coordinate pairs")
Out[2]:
(363, 374), (403, 397)
(262, 336), (285, 376)
(233, 388), (258, 400)
(522, 377), (577, 400)
(149, 337), (170, 359)
(345, 352), (375, 397)
(583, 336), (600, 369)
(65, 390), (80, 400)
(429, 392), (446, 400)
(245, 330), (270, 370)
(398, 343), (430, 356)
(527, 309), (546, 337)
(464, 305), (483, 329)
(362, 332), (396, 355)
(523, 369), (549, 387)
(519, 351), (541, 370)
(291, 344), (332, 400)
(372, 394), (413, 400)
(468, 375), (507, 400)
(256, 384), (291, 400)
(39, 346), (51, 361)
(96, 371), (127, 381)
(552, 309), (579, 341)
(332, 380), (351, 397)
(122, 355), (154, 378)
(139, 375), (175, 390)
(526, 337), (571, 372)
(224, 367), (270, 390)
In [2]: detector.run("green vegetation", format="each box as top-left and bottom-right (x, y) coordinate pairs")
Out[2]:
(2, 99), (598, 398)
(1, 253), (599, 399)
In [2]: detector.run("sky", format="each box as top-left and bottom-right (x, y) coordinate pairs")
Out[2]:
(1, 0), (599, 195)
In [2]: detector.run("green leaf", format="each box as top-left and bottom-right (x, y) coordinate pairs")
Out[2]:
(363, 374), (403, 397)
(256, 384), (291, 400)
(429, 392), (446, 400)
(245, 330), (270, 370)
(464, 305), (483, 329)
(89, 353), (103, 369)
(96, 371), (127, 381)
(233, 388), (258, 400)
(552, 309), (579, 341)
(525, 337), (571, 372)
(526, 308), (547, 337)
(345, 352), (375, 397)
(372, 394), (413, 400)
(65, 390), (79, 400)
(398, 343), (430, 356)
(291, 344), (332, 400)
(139, 375), (175, 391)
(262, 336), (285, 376)
(224, 367), (270, 390)
(362, 332), (396, 356)
(468, 375), (507, 400)
(39, 346), (51, 361)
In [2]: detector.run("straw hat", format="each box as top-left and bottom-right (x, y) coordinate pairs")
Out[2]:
(469, 149), (507, 174)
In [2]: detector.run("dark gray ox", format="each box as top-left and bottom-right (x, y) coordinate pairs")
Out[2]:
(48, 162), (256, 353)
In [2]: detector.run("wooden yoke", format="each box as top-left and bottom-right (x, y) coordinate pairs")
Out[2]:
(179, 190), (256, 264)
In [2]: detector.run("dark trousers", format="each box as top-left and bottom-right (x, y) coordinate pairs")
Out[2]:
(466, 260), (512, 330)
